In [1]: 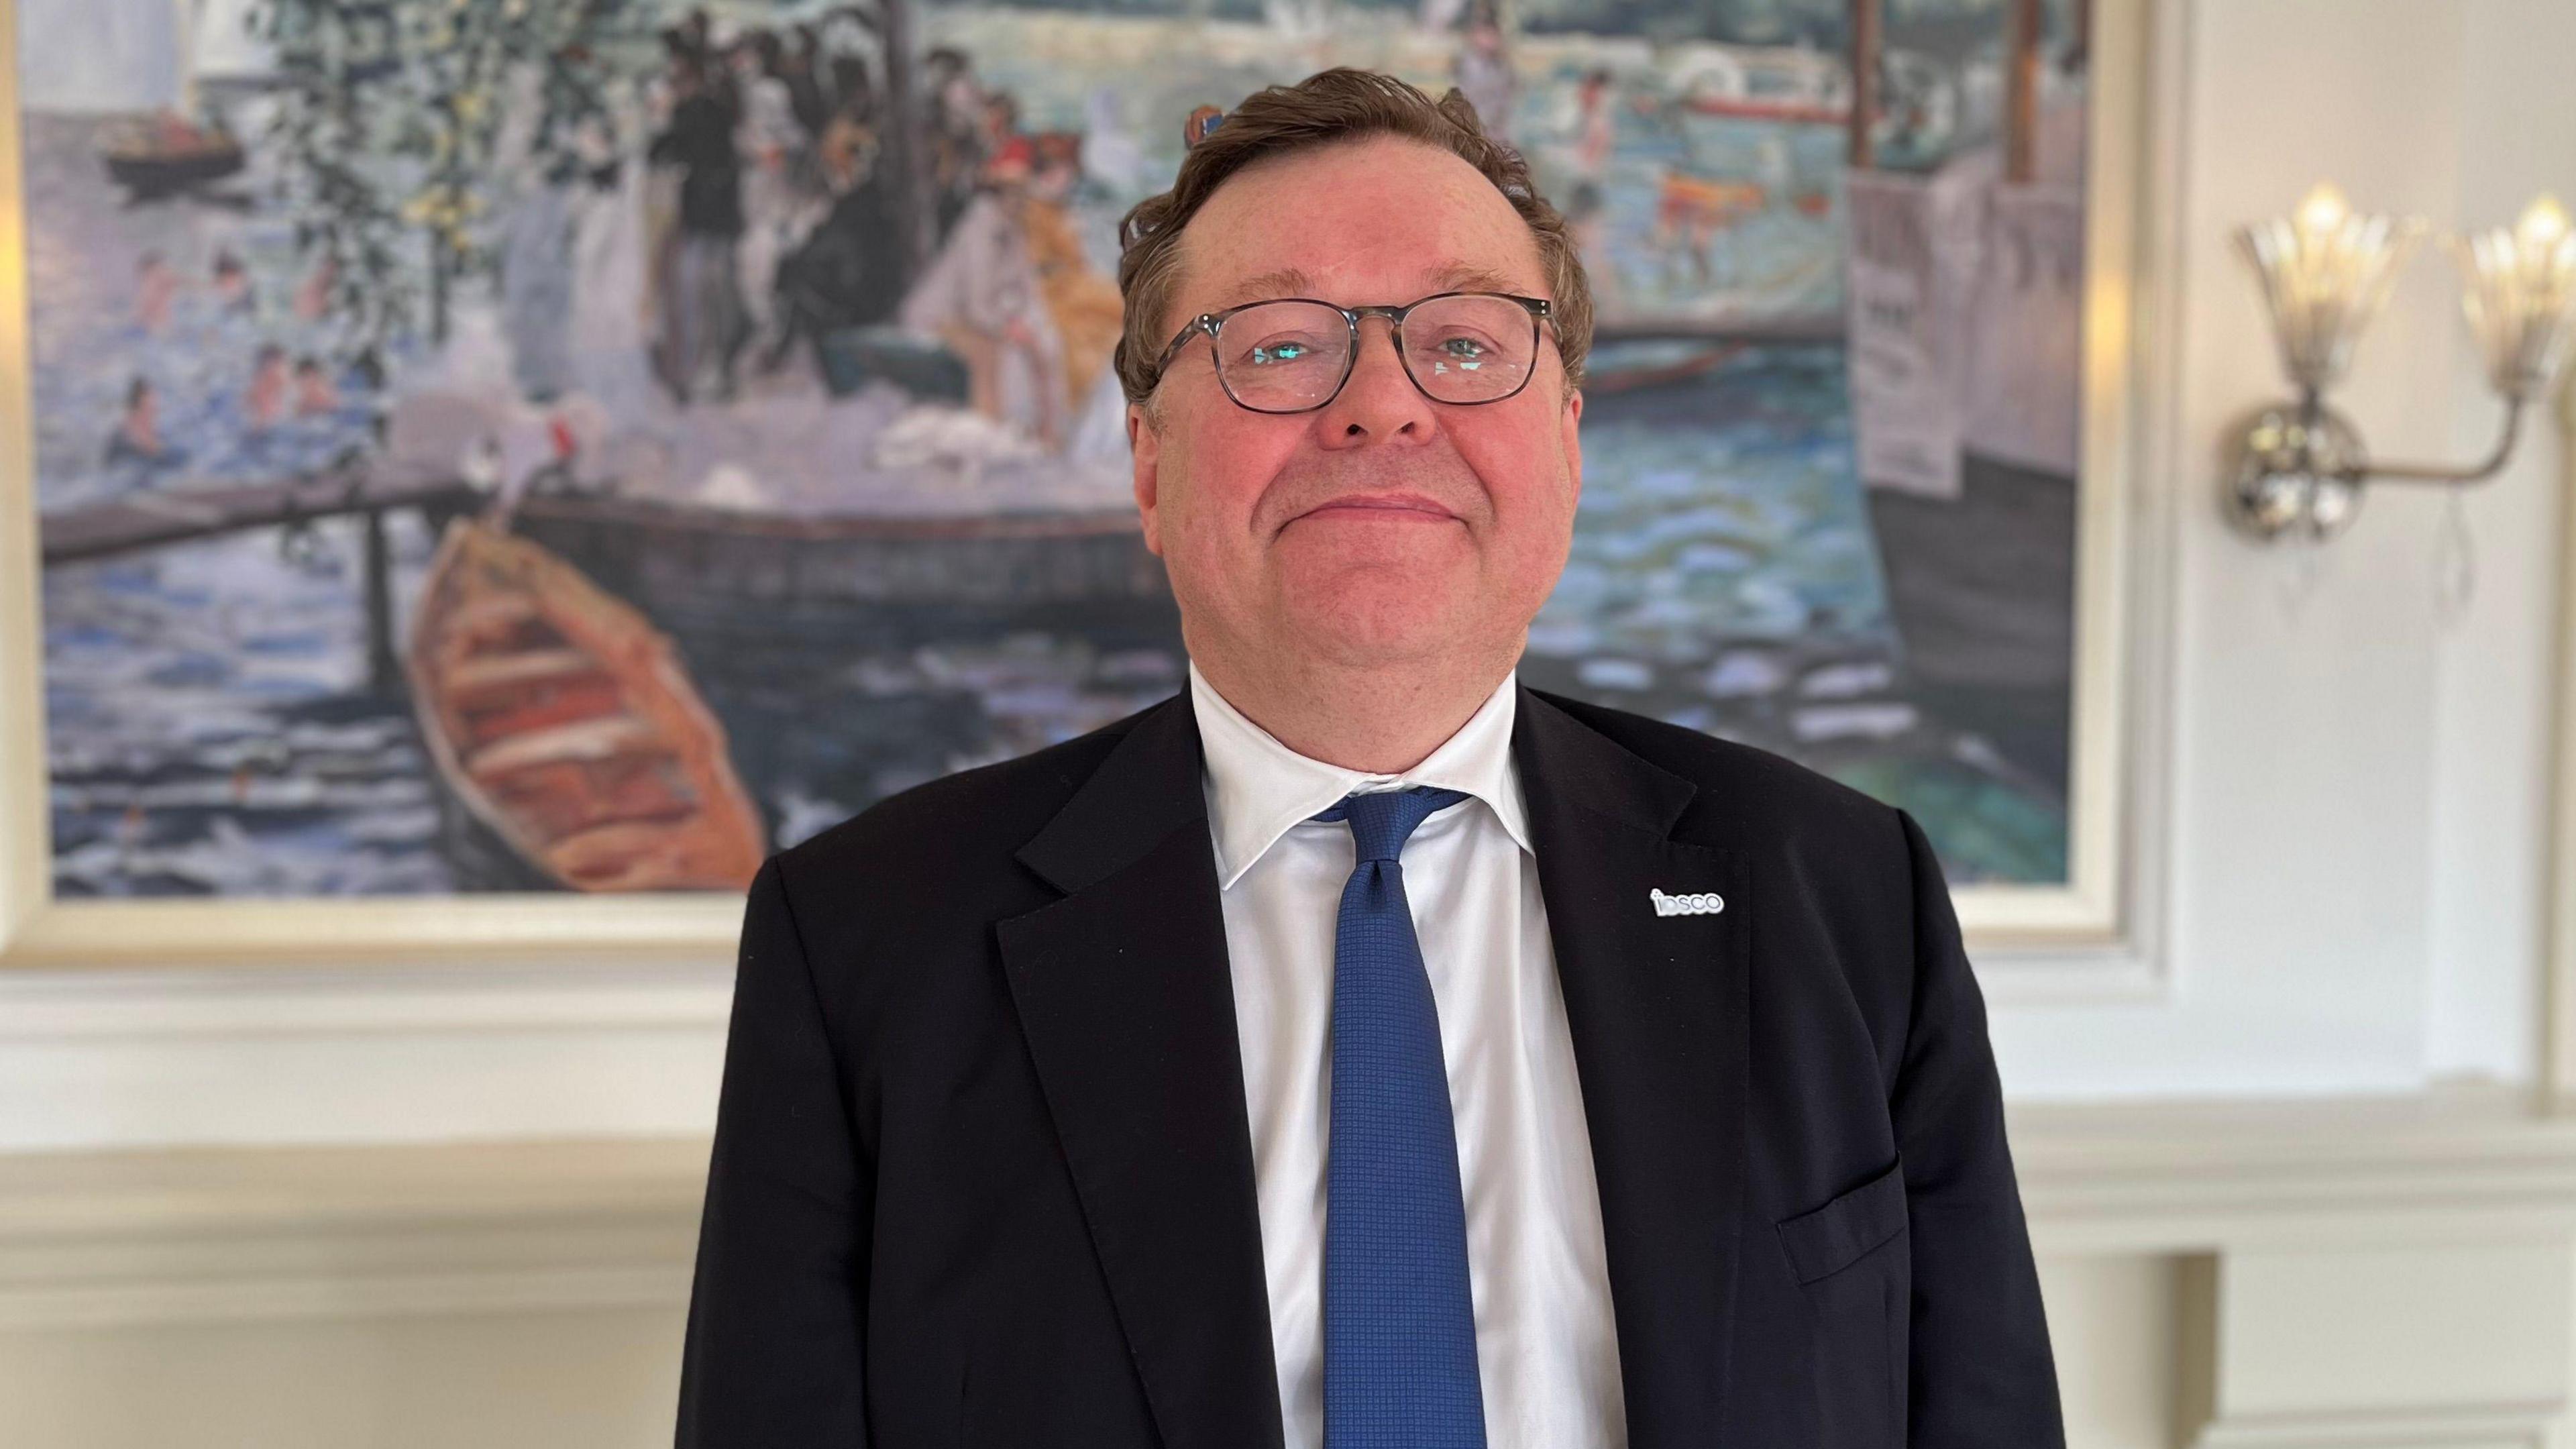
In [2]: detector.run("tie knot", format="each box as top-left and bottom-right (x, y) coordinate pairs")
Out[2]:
(1309, 785), (1471, 863)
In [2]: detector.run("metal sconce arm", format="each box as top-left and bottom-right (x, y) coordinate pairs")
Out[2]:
(2356, 394), (2525, 486)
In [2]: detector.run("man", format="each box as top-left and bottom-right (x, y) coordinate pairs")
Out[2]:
(677, 67), (2063, 1449)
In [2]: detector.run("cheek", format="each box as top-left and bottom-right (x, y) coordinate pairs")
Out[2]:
(1170, 415), (1297, 535)
(1462, 415), (1578, 523)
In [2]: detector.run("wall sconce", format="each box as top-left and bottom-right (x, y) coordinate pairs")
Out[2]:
(2225, 183), (2576, 541)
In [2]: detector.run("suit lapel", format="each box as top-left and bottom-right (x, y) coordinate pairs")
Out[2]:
(1513, 684), (1752, 1448)
(996, 694), (1284, 1449)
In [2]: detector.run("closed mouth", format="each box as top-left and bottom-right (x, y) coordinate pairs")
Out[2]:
(1299, 495), (1457, 522)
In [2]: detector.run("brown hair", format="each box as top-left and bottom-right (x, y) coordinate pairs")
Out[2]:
(1112, 66), (1594, 420)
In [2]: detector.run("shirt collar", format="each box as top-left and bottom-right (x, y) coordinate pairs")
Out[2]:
(1189, 655), (1533, 891)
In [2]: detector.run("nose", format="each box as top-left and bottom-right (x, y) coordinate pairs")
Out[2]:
(1316, 313), (1436, 446)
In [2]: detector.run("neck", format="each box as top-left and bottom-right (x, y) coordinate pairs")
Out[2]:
(1189, 629), (1521, 775)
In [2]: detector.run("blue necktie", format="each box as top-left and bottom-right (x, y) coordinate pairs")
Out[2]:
(1308, 784), (1488, 1448)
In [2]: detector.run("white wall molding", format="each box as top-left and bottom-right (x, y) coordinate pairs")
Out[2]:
(0, 1136), (707, 1329)
(2543, 373), (2576, 1111)
(2190, 1406), (2561, 1449)
(5, 1087), (2573, 1322)
(0, 958), (733, 1042)
(13, 1089), (2576, 1446)
(2014, 1085), (2576, 1254)
(0, 960), (741, 1150)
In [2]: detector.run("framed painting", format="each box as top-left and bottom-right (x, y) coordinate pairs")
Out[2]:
(0, 0), (2149, 967)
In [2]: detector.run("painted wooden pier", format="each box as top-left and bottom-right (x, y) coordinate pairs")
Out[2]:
(37, 461), (1177, 694)
(39, 464), (486, 694)
(38, 464), (482, 568)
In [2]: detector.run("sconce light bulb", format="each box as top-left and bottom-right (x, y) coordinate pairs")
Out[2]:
(2296, 181), (2352, 244)
(2516, 194), (2571, 256)
(2514, 195), (2576, 294)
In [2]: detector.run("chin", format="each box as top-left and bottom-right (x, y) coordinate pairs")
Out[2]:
(1299, 627), (1458, 671)
(1284, 594), (1467, 667)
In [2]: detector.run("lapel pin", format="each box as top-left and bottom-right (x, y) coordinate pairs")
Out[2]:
(1649, 887), (1725, 918)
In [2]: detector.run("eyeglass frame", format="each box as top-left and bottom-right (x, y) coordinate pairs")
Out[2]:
(1144, 290), (1559, 413)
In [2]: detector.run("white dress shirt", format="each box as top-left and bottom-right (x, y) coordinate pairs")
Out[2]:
(1188, 657), (1629, 1449)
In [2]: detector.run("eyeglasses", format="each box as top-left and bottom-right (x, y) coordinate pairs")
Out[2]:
(1147, 290), (1557, 413)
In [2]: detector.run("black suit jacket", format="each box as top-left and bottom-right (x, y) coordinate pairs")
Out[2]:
(676, 682), (2065, 1448)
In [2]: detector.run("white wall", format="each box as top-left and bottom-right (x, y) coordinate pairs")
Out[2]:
(5, 0), (2576, 1148)
(1988, 0), (2576, 1101)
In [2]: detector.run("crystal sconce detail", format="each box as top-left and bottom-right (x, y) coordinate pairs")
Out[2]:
(2226, 183), (2576, 541)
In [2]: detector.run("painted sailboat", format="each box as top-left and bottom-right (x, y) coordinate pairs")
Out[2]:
(1839, 0), (2085, 792)
(100, 112), (244, 199)
(96, 0), (269, 201)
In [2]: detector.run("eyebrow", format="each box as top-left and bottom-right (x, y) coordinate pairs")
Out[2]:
(1203, 262), (1532, 314)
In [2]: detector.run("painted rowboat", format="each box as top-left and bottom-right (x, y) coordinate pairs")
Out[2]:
(405, 515), (766, 892)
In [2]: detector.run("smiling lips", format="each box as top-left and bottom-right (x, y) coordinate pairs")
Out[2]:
(1298, 492), (1458, 522)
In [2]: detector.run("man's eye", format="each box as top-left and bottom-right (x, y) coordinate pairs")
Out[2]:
(1425, 334), (1497, 370)
(1248, 341), (1310, 366)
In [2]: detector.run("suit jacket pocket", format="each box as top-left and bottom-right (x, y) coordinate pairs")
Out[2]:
(1774, 1155), (1907, 1285)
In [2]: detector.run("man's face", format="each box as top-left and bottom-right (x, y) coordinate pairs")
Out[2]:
(1127, 134), (1583, 679)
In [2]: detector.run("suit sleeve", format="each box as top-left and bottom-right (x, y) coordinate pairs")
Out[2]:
(1888, 807), (2065, 1448)
(676, 855), (871, 1448)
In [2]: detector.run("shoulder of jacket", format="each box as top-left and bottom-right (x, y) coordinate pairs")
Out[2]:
(1525, 684), (1901, 850)
(769, 694), (1167, 888)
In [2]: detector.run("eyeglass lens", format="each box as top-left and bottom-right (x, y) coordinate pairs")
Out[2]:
(1212, 295), (1538, 411)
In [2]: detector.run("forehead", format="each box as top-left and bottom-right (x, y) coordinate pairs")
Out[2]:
(1199, 260), (1532, 315)
(1170, 136), (1547, 320)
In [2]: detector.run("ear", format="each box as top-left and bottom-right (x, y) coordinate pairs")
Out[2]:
(1560, 384), (1583, 504)
(1128, 401), (1165, 556)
